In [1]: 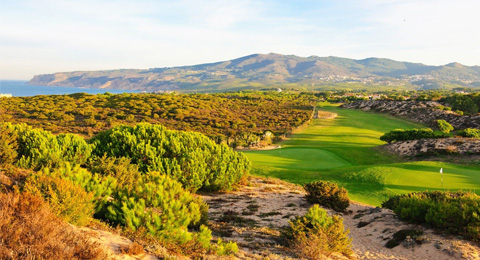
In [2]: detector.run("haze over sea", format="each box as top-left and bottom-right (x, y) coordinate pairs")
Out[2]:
(0, 80), (138, 97)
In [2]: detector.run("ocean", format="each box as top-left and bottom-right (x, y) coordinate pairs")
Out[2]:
(0, 80), (139, 97)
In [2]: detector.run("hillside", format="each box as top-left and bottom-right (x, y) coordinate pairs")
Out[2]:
(29, 53), (480, 92)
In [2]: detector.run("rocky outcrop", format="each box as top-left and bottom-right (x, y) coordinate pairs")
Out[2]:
(341, 100), (480, 130)
(383, 138), (480, 157)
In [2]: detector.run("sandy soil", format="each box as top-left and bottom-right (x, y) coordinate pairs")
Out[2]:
(316, 111), (338, 119)
(235, 145), (284, 151)
(77, 175), (479, 260)
(203, 176), (480, 260)
(78, 226), (159, 260)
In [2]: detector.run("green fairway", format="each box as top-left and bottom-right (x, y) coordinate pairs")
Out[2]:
(245, 102), (480, 206)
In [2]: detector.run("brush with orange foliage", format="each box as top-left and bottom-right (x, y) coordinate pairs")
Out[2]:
(0, 192), (107, 260)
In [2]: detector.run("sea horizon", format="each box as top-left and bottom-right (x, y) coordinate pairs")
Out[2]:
(0, 80), (139, 97)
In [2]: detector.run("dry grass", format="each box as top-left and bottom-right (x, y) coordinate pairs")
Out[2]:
(445, 145), (458, 153)
(119, 242), (144, 255)
(290, 232), (333, 260)
(0, 192), (107, 260)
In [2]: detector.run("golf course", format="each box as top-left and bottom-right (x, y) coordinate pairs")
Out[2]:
(245, 102), (480, 206)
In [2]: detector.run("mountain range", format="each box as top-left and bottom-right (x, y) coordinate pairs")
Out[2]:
(29, 53), (480, 92)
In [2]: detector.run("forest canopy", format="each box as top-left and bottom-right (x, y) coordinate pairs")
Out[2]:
(0, 91), (316, 148)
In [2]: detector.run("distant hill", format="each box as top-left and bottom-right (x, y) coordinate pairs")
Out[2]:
(29, 53), (480, 92)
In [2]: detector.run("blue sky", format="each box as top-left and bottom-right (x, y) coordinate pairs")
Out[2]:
(1, 0), (479, 79)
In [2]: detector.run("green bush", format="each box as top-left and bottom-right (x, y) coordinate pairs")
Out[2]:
(90, 123), (250, 192)
(0, 123), (18, 165)
(304, 180), (350, 212)
(457, 128), (480, 138)
(40, 163), (225, 255)
(436, 120), (454, 133)
(382, 191), (480, 240)
(23, 172), (95, 226)
(3, 123), (91, 170)
(41, 163), (118, 216)
(284, 205), (352, 259)
(446, 94), (479, 115)
(87, 155), (141, 190)
(215, 238), (239, 255)
(101, 172), (209, 245)
(380, 128), (448, 143)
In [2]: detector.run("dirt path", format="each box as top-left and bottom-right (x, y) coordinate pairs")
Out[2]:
(202, 176), (480, 260)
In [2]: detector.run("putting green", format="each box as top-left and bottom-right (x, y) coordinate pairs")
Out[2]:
(248, 147), (351, 171)
(245, 102), (480, 206)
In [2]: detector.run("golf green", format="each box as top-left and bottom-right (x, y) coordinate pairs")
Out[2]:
(245, 102), (480, 206)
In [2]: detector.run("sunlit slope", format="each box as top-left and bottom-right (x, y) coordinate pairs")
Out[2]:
(245, 103), (480, 206)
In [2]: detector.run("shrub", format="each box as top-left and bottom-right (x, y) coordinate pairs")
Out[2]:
(215, 238), (239, 255)
(3, 123), (91, 170)
(41, 163), (224, 256)
(380, 128), (448, 143)
(0, 123), (18, 165)
(100, 171), (210, 247)
(119, 242), (144, 255)
(382, 191), (480, 240)
(0, 192), (106, 259)
(87, 155), (141, 190)
(457, 128), (480, 138)
(436, 120), (454, 133)
(90, 123), (250, 192)
(304, 180), (350, 212)
(446, 94), (479, 115)
(40, 163), (118, 216)
(23, 172), (95, 226)
(284, 205), (352, 258)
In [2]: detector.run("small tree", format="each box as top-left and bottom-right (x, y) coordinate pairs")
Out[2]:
(284, 205), (352, 259)
(304, 180), (350, 212)
(436, 120), (454, 134)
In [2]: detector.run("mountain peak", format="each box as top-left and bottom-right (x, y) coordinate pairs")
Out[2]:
(29, 53), (480, 92)
(445, 62), (464, 68)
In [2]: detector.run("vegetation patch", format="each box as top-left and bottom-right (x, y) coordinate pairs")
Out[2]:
(242, 204), (260, 215)
(382, 191), (480, 241)
(304, 180), (350, 212)
(1, 122), (247, 257)
(385, 229), (424, 249)
(258, 211), (282, 218)
(1, 91), (315, 147)
(0, 192), (107, 259)
(457, 128), (480, 138)
(91, 123), (250, 192)
(283, 204), (353, 259)
(119, 242), (144, 255)
(436, 120), (454, 133)
(23, 172), (95, 226)
(218, 210), (258, 227)
(380, 128), (448, 144)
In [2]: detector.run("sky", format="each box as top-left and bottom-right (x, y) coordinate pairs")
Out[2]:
(1, 0), (479, 80)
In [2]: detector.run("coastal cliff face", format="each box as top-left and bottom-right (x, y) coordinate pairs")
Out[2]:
(29, 71), (159, 91)
(341, 100), (480, 130)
